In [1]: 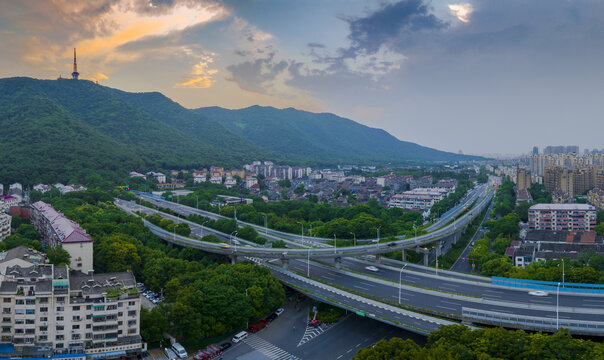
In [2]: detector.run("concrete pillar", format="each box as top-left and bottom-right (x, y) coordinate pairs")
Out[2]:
(436, 241), (442, 258)
(452, 232), (458, 245)
(230, 255), (237, 264)
(423, 252), (429, 266)
(281, 258), (289, 270)
(375, 254), (382, 264)
(402, 249), (407, 262)
(334, 256), (342, 269)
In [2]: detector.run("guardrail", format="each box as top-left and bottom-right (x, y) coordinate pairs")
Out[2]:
(462, 307), (604, 336)
(492, 277), (604, 294)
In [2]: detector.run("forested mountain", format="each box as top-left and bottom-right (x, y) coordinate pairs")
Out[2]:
(0, 77), (481, 184)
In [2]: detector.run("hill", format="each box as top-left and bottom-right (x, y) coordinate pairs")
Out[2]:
(0, 77), (482, 184)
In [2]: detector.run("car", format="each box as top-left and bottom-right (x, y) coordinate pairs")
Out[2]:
(219, 243), (231, 248)
(136, 282), (144, 288)
(275, 308), (284, 316)
(231, 239), (241, 245)
(365, 266), (379, 272)
(219, 342), (231, 351)
(171, 343), (188, 359)
(164, 348), (178, 360)
(309, 319), (322, 327)
(232, 331), (248, 343)
(528, 290), (549, 297)
(387, 242), (396, 247)
(248, 319), (269, 333)
(151, 298), (160, 304)
(266, 313), (278, 322)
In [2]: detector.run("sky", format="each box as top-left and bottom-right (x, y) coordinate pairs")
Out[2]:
(1, 0), (603, 156)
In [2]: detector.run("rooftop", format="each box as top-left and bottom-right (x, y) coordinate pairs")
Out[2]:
(529, 203), (596, 211)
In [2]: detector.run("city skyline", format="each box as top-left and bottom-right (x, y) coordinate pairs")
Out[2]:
(1, 0), (603, 155)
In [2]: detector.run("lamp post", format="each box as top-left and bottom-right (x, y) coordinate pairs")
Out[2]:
(230, 231), (238, 245)
(297, 222), (304, 243)
(562, 259), (565, 286)
(245, 288), (249, 329)
(262, 214), (268, 235)
(556, 282), (560, 330)
(307, 247), (310, 277)
(398, 264), (408, 304)
(333, 234), (337, 254)
(200, 219), (209, 237)
(350, 232), (356, 247)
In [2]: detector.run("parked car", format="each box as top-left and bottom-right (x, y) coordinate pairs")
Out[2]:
(248, 319), (268, 333)
(365, 266), (379, 272)
(219, 342), (231, 351)
(232, 331), (248, 343)
(164, 348), (178, 360)
(171, 343), (188, 359)
(136, 282), (144, 288)
(275, 308), (284, 316)
(266, 313), (278, 322)
(309, 319), (322, 327)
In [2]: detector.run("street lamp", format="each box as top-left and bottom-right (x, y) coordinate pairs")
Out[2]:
(350, 232), (356, 247)
(245, 288), (249, 329)
(377, 226), (381, 242)
(333, 234), (337, 254)
(297, 221), (304, 243)
(307, 247), (310, 277)
(561, 259), (565, 286)
(230, 231), (238, 244)
(556, 282), (560, 330)
(200, 219), (209, 237)
(398, 264), (408, 304)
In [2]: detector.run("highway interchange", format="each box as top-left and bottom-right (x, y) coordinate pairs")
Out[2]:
(115, 185), (604, 336)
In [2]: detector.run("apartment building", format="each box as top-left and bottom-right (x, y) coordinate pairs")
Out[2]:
(30, 202), (93, 272)
(528, 203), (597, 231)
(587, 188), (604, 209)
(516, 168), (531, 191)
(389, 188), (449, 211)
(0, 249), (141, 359)
(0, 212), (11, 241)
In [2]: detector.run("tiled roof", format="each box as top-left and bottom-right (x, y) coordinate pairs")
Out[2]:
(32, 201), (93, 243)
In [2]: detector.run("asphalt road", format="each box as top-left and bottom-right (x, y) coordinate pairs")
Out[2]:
(284, 259), (604, 322)
(221, 291), (424, 360)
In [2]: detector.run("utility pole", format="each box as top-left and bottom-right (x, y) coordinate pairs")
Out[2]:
(350, 232), (356, 247)
(333, 234), (337, 254)
(398, 264), (407, 304)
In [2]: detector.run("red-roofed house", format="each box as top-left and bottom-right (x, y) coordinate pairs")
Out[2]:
(30, 201), (94, 271)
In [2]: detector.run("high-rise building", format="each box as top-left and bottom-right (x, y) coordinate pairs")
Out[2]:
(516, 168), (532, 191)
(532, 146), (539, 155)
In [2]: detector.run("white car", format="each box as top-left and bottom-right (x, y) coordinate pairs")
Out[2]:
(275, 308), (284, 316)
(528, 290), (549, 297)
(365, 266), (379, 272)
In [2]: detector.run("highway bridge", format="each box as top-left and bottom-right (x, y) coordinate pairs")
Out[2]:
(115, 188), (604, 337)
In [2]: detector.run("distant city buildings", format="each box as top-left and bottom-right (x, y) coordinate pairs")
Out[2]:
(543, 145), (579, 155)
(528, 203), (596, 232)
(587, 188), (604, 209)
(516, 168), (531, 191)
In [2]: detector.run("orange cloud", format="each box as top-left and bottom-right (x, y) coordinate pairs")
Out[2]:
(175, 56), (218, 89)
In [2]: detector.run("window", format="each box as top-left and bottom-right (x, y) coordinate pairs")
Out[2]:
(38, 335), (47, 341)
(56, 307), (64, 312)
(25, 309), (35, 315)
(86, 315), (91, 320)
(128, 329), (136, 334)
(38, 297), (48, 304)
(39, 317), (47, 322)
(39, 326), (48, 331)
(16, 300), (24, 305)
(72, 316), (81, 321)
(15, 309), (24, 315)
(15, 319), (24, 324)
(2, 318), (10, 323)
(56, 297), (65, 302)
(86, 305), (92, 310)
(56, 325), (64, 331)
(40, 307), (48, 312)
(72, 306), (80, 311)
(86, 324), (91, 329)
(128, 320), (136, 326)
(128, 301), (136, 306)
(72, 325), (80, 330)
(25, 319), (34, 325)
(85, 333), (92, 339)
(2, 298), (10, 303)
(118, 302), (123, 307)
(25, 300), (35, 305)
(107, 305), (117, 310)
(56, 316), (64, 321)
(1, 308), (10, 314)
(1, 326), (10, 333)
(56, 343), (63, 348)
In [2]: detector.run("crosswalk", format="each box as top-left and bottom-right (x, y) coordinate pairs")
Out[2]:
(297, 324), (327, 347)
(243, 335), (301, 360)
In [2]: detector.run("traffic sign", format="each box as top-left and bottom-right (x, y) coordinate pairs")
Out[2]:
(356, 311), (365, 317)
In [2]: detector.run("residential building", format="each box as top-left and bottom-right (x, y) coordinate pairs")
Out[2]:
(0, 212), (11, 241)
(33, 184), (52, 193)
(409, 176), (432, 189)
(128, 172), (146, 179)
(245, 176), (258, 189)
(528, 203), (596, 231)
(0, 184), (3, 196)
(0, 250), (141, 359)
(30, 202), (94, 272)
(587, 188), (604, 209)
(388, 188), (449, 211)
(145, 172), (166, 183)
(515, 189), (533, 203)
(224, 176), (237, 189)
(8, 183), (23, 203)
(516, 168), (531, 190)
(1, 196), (19, 208)
(209, 175), (222, 185)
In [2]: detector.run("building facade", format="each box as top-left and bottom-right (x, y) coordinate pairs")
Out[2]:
(528, 203), (597, 231)
(587, 188), (604, 209)
(30, 202), (94, 272)
(0, 252), (141, 359)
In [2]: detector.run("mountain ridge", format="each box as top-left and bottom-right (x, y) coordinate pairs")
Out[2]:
(0, 77), (482, 184)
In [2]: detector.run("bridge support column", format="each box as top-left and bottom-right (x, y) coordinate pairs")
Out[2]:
(230, 255), (238, 264)
(423, 252), (429, 266)
(401, 249), (406, 262)
(281, 258), (290, 270)
(334, 256), (342, 269)
(375, 254), (382, 264)
(452, 232), (458, 245)
(436, 241), (442, 258)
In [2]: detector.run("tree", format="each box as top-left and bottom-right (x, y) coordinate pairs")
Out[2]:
(278, 179), (291, 188)
(596, 223), (604, 237)
(294, 184), (305, 195)
(47, 245), (71, 266)
(238, 225), (259, 241)
(597, 209), (604, 224)
(174, 222), (191, 236)
(272, 240), (286, 248)
(140, 306), (169, 343)
(96, 236), (141, 272)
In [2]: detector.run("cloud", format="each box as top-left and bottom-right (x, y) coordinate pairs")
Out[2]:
(225, 51), (288, 94)
(86, 72), (109, 83)
(448, 4), (474, 23)
(175, 55), (218, 88)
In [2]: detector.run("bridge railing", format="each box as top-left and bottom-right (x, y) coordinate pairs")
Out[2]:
(462, 307), (604, 335)
(491, 277), (604, 294)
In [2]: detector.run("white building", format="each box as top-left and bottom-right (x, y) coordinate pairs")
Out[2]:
(128, 172), (146, 179)
(8, 183), (22, 203)
(209, 175), (222, 185)
(0, 212), (11, 241)
(245, 177), (258, 189)
(388, 188), (450, 211)
(224, 176), (237, 188)
(193, 174), (207, 184)
(0, 251), (141, 359)
(145, 172), (166, 183)
(33, 184), (52, 193)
